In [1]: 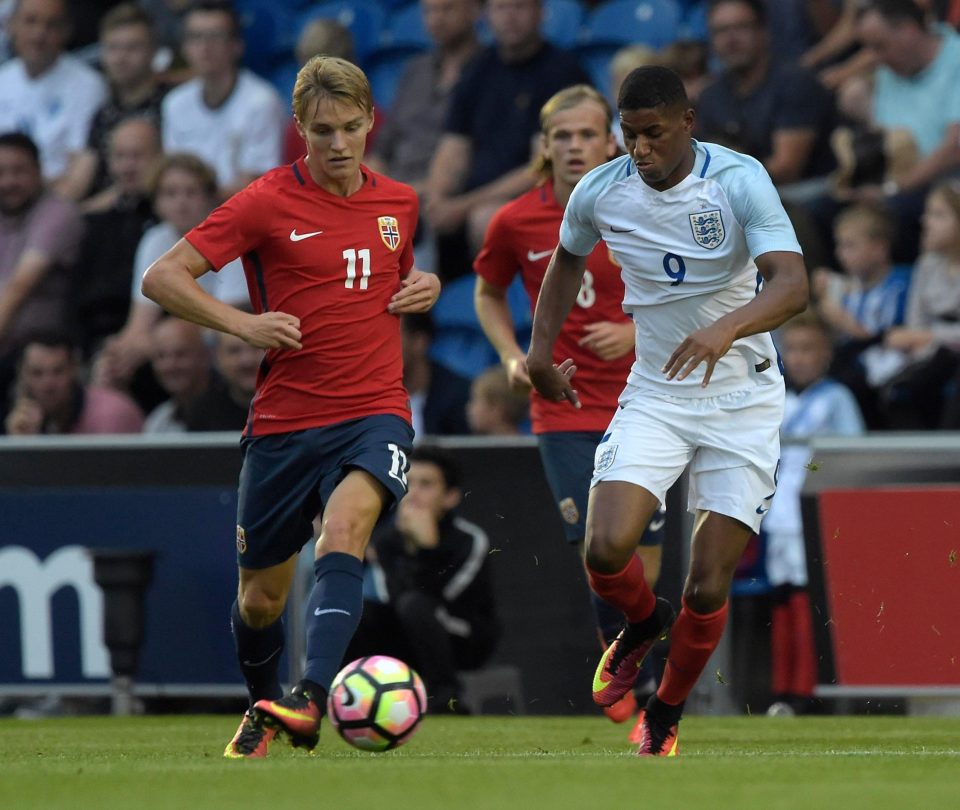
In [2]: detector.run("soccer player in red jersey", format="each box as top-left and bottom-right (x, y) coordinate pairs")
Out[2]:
(474, 85), (665, 734)
(142, 56), (441, 758)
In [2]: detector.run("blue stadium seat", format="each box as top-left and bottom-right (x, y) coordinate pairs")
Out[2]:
(236, 0), (298, 75)
(573, 44), (620, 99)
(366, 50), (416, 111)
(582, 0), (683, 49)
(296, 1), (387, 64)
(379, 3), (431, 53)
(542, 0), (585, 48)
(269, 59), (300, 104)
(678, 0), (709, 41)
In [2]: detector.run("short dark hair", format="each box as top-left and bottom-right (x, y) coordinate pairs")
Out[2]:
(0, 131), (40, 166)
(409, 445), (462, 491)
(707, 0), (766, 25)
(617, 65), (688, 113)
(184, 0), (241, 38)
(857, 0), (926, 27)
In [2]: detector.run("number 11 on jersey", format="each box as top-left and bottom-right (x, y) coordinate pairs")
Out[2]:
(343, 248), (371, 289)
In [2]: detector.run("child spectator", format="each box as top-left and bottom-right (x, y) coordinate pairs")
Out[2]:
(466, 365), (529, 436)
(812, 203), (912, 427)
(882, 180), (960, 428)
(764, 312), (864, 716)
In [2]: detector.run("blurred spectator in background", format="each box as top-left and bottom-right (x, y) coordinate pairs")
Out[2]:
(466, 365), (529, 436)
(161, 0), (284, 199)
(812, 203), (912, 427)
(764, 311), (864, 717)
(425, 0), (589, 280)
(657, 40), (710, 106)
(766, 0), (843, 65)
(852, 0), (960, 261)
(0, 132), (83, 397)
(400, 313), (435, 440)
(0, 0), (107, 187)
(368, 0), (482, 273)
(2, 330), (143, 435)
(94, 153), (248, 409)
(347, 446), (500, 713)
(696, 0), (837, 188)
(60, 3), (167, 202)
(368, 0), (481, 199)
(828, 71), (918, 204)
(180, 328), (263, 432)
(70, 116), (160, 357)
(881, 181), (960, 428)
(281, 17), (357, 165)
(141, 316), (212, 433)
(139, 0), (190, 68)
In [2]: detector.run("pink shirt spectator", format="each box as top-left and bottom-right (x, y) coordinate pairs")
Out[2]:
(72, 386), (144, 434)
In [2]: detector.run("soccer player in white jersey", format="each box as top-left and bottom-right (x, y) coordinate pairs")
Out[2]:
(526, 65), (808, 756)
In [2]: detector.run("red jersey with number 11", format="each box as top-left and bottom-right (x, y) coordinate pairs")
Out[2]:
(474, 181), (632, 433)
(186, 159), (418, 436)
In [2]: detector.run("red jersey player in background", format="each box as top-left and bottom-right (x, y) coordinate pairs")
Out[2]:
(142, 56), (441, 758)
(473, 84), (665, 737)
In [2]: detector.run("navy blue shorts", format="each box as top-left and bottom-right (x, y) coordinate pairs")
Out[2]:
(537, 430), (665, 546)
(235, 414), (414, 569)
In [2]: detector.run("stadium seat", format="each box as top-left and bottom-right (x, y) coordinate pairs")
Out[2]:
(582, 0), (683, 49)
(366, 50), (416, 111)
(379, 2), (432, 53)
(269, 59), (300, 104)
(573, 44), (620, 98)
(542, 0), (585, 48)
(459, 665), (526, 715)
(236, 0), (298, 75)
(296, 1), (388, 64)
(678, 0), (709, 41)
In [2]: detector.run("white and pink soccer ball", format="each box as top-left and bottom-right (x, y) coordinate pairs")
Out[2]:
(327, 655), (427, 752)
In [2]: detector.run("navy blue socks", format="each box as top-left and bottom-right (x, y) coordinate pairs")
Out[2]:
(230, 599), (284, 706)
(303, 552), (364, 694)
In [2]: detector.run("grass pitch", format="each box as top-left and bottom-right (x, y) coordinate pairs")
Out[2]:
(1, 714), (957, 810)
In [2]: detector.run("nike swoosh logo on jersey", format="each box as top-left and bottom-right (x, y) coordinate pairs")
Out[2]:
(609, 226), (635, 233)
(527, 249), (554, 262)
(314, 607), (352, 616)
(290, 229), (324, 241)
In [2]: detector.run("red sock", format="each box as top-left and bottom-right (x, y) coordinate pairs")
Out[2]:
(586, 555), (656, 623)
(770, 600), (793, 696)
(788, 590), (817, 698)
(657, 599), (729, 706)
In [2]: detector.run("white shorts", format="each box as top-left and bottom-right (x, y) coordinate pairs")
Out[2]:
(591, 382), (784, 533)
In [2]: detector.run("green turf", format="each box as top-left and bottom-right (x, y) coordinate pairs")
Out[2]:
(1, 715), (957, 810)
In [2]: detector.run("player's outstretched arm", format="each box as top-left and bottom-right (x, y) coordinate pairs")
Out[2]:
(475, 277), (530, 391)
(388, 269), (441, 314)
(527, 245), (587, 408)
(663, 250), (808, 386)
(142, 238), (302, 350)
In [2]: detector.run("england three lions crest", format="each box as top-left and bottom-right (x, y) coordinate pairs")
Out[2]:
(689, 209), (725, 250)
(378, 216), (400, 251)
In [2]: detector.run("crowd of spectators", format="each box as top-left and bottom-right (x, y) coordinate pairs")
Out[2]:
(1, 0), (959, 437)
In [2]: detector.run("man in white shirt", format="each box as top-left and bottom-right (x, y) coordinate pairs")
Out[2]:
(0, 0), (107, 186)
(161, 1), (284, 200)
(527, 65), (808, 756)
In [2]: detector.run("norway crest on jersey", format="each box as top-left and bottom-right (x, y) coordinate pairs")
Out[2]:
(378, 216), (401, 251)
(689, 209), (725, 250)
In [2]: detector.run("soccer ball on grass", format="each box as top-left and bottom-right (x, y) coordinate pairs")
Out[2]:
(327, 655), (427, 751)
